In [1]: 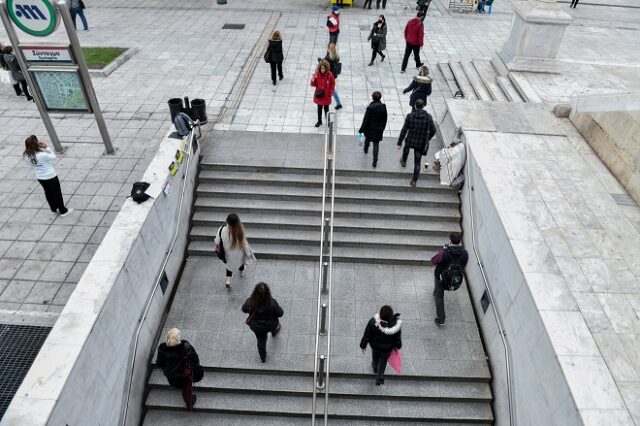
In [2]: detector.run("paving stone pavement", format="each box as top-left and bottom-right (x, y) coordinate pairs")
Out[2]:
(0, 0), (638, 323)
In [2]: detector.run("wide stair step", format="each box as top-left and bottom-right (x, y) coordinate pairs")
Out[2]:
(496, 76), (524, 103)
(144, 368), (493, 424)
(438, 62), (463, 98)
(460, 61), (492, 101)
(472, 60), (508, 102)
(449, 62), (478, 101)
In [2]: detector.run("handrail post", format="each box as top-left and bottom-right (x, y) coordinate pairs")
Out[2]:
(321, 262), (329, 294)
(320, 304), (328, 335)
(323, 217), (330, 245)
(317, 355), (326, 389)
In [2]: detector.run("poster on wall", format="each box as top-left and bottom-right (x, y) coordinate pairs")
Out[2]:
(30, 67), (91, 112)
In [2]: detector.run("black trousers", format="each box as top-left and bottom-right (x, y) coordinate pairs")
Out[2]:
(14, 80), (31, 98)
(317, 104), (329, 123)
(375, 0), (387, 8)
(401, 43), (422, 71)
(364, 139), (380, 162)
(363, 0), (372, 8)
(433, 275), (445, 321)
(225, 264), (245, 277)
(252, 323), (279, 361)
(270, 61), (283, 83)
(402, 145), (424, 181)
(38, 176), (68, 214)
(370, 45), (384, 63)
(371, 349), (390, 381)
(570, 0), (579, 7)
(329, 31), (339, 45)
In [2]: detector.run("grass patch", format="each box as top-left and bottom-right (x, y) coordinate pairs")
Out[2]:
(81, 47), (127, 69)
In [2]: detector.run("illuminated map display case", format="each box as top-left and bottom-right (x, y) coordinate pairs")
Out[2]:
(30, 67), (92, 113)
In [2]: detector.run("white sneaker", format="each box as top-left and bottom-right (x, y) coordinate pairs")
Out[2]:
(60, 208), (74, 217)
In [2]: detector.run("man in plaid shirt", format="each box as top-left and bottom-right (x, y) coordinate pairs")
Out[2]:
(397, 99), (436, 187)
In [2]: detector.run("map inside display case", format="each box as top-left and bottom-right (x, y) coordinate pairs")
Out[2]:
(30, 68), (91, 112)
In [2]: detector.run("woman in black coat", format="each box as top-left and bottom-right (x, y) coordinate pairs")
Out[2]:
(403, 65), (432, 111)
(358, 91), (388, 168)
(156, 328), (204, 410)
(265, 31), (284, 85)
(242, 282), (284, 363)
(360, 305), (402, 385)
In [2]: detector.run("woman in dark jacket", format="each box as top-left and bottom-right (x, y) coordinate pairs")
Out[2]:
(242, 282), (284, 363)
(265, 31), (284, 85)
(367, 15), (387, 66)
(358, 91), (388, 168)
(2, 46), (32, 101)
(360, 305), (402, 385)
(403, 65), (432, 111)
(156, 328), (204, 410)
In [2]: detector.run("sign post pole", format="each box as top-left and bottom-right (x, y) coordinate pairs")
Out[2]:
(56, 0), (114, 154)
(0, 0), (63, 152)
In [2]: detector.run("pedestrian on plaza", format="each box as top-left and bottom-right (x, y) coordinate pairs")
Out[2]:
(242, 282), (284, 363)
(360, 305), (402, 386)
(570, 0), (579, 8)
(417, 0), (432, 20)
(2, 46), (32, 101)
(23, 135), (73, 217)
(68, 0), (89, 31)
(215, 213), (256, 289)
(375, 0), (387, 9)
(363, 0), (373, 10)
(367, 15), (387, 66)
(323, 43), (343, 110)
(327, 5), (340, 45)
(403, 65), (432, 110)
(265, 31), (284, 86)
(156, 328), (204, 410)
(431, 233), (469, 326)
(0, 43), (20, 97)
(397, 99), (436, 187)
(310, 59), (336, 128)
(401, 13), (425, 73)
(358, 91), (387, 168)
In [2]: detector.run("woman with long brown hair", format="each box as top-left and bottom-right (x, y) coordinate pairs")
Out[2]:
(23, 135), (72, 216)
(241, 282), (284, 363)
(214, 213), (256, 288)
(310, 59), (335, 127)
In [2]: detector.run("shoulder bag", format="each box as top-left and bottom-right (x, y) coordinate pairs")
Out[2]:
(214, 226), (226, 262)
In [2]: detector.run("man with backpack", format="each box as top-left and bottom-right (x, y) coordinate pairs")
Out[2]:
(431, 233), (468, 326)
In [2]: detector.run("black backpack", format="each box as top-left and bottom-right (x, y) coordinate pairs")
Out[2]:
(130, 181), (150, 204)
(174, 112), (194, 137)
(442, 261), (464, 291)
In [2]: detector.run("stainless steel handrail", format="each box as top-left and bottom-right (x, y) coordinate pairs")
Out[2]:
(119, 122), (201, 425)
(311, 113), (337, 425)
(461, 128), (516, 426)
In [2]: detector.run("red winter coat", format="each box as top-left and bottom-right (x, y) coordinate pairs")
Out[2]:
(404, 18), (424, 46)
(311, 71), (335, 106)
(327, 12), (340, 33)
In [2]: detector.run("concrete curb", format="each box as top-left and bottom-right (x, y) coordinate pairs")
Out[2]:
(88, 47), (138, 78)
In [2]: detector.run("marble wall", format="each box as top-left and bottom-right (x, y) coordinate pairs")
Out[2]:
(1, 130), (201, 426)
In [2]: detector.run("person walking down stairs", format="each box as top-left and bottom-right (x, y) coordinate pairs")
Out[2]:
(156, 328), (204, 410)
(360, 305), (402, 386)
(397, 99), (436, 187)
(358, 91), (388, 168)
(242, 282), (284, 363)
(214, 213), (256, 289)
(430, 233), (469, 326)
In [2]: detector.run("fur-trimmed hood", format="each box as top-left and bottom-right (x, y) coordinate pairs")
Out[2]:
(373, 313), (402, 335)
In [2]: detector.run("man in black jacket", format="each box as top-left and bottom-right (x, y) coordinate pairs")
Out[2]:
(359, 91), (388, 168)
(397, 99), (436, 187)
(432, 233), (469, 325)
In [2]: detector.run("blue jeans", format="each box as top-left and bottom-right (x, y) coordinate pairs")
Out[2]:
(333, 90), (341, 106)
(71, 6), (88, 30)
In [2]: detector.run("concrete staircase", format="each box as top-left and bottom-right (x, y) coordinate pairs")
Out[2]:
(438, 60), (526, 103)
(144, 367), (493, 424)
(187, 163), (462, 265)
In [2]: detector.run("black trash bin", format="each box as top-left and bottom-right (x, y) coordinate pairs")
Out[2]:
(168, 98), (184, 123)
(190, 98), (208, 124)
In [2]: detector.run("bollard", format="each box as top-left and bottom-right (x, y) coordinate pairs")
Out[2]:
(320, 303), (328, 335)
(317, 355), (326, 389)
(321, 262), (329, 294)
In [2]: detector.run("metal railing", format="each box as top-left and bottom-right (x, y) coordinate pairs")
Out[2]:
(460, 128), (516, 426)
(119, 122), (201, 426)
(311, 113), (338, 425)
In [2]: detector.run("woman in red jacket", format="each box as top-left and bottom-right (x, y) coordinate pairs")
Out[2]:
(311, 59), (335, 127)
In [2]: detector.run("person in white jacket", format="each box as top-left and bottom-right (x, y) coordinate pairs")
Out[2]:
(215, 213), (256, 289)
(23, 135), (72, 217)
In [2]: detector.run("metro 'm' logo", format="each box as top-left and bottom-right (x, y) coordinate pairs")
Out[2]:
(14, 4), (47, 20)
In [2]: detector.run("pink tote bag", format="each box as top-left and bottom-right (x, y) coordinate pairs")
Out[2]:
(388, 349), (402, 374)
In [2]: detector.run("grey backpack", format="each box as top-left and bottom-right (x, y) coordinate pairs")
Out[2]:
(174, 112), (194, 137)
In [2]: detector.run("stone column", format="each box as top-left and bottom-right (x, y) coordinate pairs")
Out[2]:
(497, 0), (573, 74)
